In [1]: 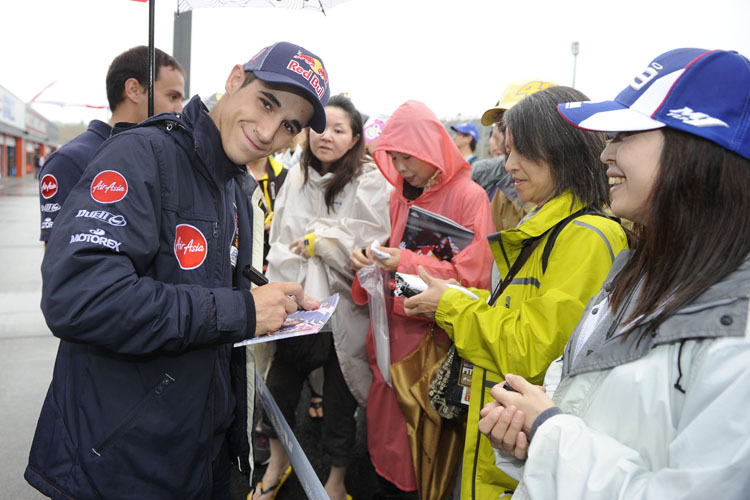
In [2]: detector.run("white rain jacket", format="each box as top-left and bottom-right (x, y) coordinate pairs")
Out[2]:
(501, 251), (750, 500)
(266, 161), (391, 405)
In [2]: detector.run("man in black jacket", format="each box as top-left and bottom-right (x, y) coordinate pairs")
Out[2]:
(25, 41), (329, 500)
(39, 45), (185, 244)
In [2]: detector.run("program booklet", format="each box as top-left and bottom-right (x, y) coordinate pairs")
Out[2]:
(234, 293), (339, 347)
(399, 205), (474, 262)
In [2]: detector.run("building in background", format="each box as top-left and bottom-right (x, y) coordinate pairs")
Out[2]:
(0, 84), (58, 180)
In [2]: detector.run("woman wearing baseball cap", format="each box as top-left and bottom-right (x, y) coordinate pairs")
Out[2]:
(479, 48), (750, 499)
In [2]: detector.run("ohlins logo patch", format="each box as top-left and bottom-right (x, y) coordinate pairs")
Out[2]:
(41, 174), (58, 199)
(69, 228), (122, 252)
(91, 170), (128, 203)
(174, 224), (208, 270)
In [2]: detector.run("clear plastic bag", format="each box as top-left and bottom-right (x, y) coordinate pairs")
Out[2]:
(357, 263), (392, 387)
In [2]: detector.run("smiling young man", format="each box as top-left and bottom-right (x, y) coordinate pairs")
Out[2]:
(26, 42), (330, 500)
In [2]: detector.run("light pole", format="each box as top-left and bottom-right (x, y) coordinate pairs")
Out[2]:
(571, 41), (580, 89)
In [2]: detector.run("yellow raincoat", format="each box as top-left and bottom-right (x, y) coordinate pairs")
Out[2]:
(435, 192), (628, 500)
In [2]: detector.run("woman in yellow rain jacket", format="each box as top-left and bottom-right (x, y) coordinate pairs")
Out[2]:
(404, 86), (629, 499)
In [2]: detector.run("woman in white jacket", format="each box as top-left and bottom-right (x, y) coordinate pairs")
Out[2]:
(478, 48), (750, 500)
(255, 95), (391, 500)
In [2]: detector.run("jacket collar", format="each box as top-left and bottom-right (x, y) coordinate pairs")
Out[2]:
(564, 252), (750, 377)
(88, 119), (113, 140)
(488, 191), (583, 246)
(182, 96), (246, 182)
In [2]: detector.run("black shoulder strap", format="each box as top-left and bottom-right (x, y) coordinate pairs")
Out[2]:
(488, 234), (546, 306)
(541, 208), (619, 273)
(490, 208), (622, 306)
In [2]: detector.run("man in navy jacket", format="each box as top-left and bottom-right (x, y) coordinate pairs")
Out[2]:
(39, 45), (185, 244)
(26, 41), (330, 500)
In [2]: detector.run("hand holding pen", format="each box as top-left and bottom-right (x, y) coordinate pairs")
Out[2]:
(242, 265), (319, 328)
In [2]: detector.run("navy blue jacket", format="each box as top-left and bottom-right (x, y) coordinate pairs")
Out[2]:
(39, 119), (112, 241)
(26, 96), (257, 499)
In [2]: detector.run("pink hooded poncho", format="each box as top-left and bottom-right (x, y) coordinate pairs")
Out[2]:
(353, 100), (494, 492)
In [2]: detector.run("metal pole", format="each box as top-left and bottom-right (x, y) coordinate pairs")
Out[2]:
(571, 41), (580, 89)
(173, 9), (192, 98)
(148, 0), (156, 117)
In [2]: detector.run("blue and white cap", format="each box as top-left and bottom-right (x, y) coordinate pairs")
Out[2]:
(557, 48), (750, 160)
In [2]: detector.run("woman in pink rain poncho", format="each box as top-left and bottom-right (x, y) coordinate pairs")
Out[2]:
(351, 100), (494, 498)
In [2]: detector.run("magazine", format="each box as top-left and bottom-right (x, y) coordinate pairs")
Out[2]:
(399, 205), (474, 262)
(233, 293), (339, 347)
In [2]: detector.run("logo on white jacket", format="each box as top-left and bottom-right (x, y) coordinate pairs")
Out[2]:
(41, 174), (58, 199)
(69, 228), (122, 252)
(174, 224), (208, 270)
(90, 170), (128, 204)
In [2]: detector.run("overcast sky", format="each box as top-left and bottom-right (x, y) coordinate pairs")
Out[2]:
(4, 0), (750, 126)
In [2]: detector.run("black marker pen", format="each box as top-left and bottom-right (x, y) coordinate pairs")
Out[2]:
(242, 265), (269, 286)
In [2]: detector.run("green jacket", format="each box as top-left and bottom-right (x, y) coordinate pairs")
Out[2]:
(435, 191), (628, 499)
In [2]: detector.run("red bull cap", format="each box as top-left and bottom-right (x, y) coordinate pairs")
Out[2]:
(243, 41), (330, 133)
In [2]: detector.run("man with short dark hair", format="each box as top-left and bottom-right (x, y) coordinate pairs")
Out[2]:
(450, 121), (479, 165)
(39, 46), (185, 243)
(26, 41), (329, 500)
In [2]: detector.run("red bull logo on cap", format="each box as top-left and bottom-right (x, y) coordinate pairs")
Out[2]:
(287, 50), (327, 99)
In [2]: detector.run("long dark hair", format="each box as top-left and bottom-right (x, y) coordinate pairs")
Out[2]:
(610, 128), (750, 332)
(503, 86), (609, 210)
(301, 94), (365, 211)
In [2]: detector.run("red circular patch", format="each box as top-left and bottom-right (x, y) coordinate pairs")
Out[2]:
(40, 174), (58, 199)
(174, 224), (208, 270)
(90, 170), (128, 204)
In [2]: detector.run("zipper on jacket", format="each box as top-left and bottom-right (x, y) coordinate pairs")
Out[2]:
(91, 373), (175, 456)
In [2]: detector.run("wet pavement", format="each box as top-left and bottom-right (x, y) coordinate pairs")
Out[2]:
(0, 175), (52, 499)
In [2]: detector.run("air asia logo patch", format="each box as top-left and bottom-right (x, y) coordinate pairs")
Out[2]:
(174, 224), (208, 270)
(91, 170), (128, 204)
(41, 174), (58, 199)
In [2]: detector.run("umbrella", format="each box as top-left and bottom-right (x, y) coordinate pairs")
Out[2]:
(177, 0), (348, 15)
(133, 0), (352, 116)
